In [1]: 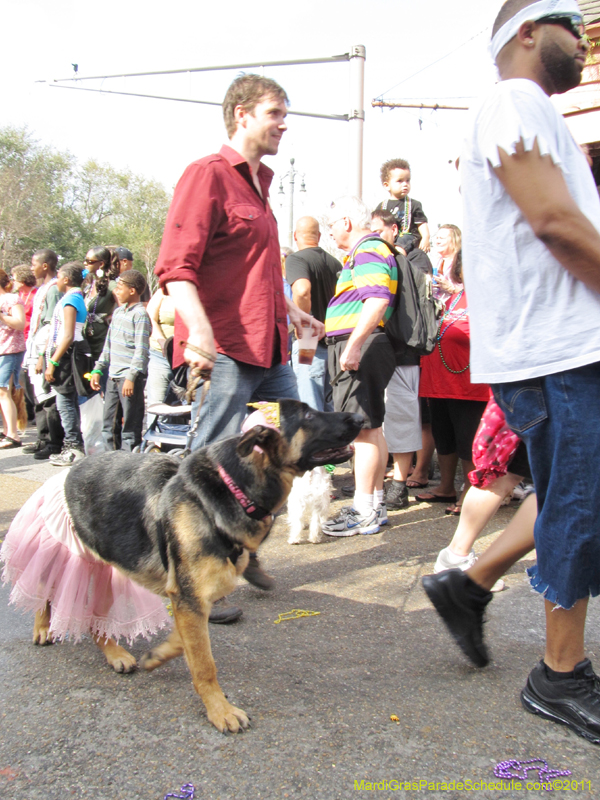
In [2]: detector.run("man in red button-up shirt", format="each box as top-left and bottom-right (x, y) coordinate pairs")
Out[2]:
(155, 75), (324, 603)
(155, 74), (322, 449)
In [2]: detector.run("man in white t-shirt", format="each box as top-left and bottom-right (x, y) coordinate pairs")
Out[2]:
(422, 0), (600, 745)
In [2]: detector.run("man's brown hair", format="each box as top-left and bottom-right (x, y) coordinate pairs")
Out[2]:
(222, 74), (289, 138)
(380, 158), (411, 185)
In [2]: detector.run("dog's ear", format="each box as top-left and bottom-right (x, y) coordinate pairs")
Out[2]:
(237, 425), (282, 458)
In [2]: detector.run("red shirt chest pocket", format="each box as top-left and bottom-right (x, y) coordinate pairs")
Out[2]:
(230, 204), (263, 222)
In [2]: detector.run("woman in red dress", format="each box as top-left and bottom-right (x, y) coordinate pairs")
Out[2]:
(416, 251), (489, 514)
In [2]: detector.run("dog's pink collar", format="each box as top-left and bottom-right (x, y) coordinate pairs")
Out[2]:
(217, 463), (272, 522)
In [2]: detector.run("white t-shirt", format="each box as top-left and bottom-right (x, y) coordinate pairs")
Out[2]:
(460, 78), (600, 383)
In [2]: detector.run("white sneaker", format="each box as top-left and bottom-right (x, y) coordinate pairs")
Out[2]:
(512, 482), (535, 501)
(323, 507), (380, 537)
(434, 547), (504, 592)
(376, 503), (388, 526)
(49, 445), (85, 467)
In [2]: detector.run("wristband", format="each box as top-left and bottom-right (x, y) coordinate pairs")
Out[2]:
(49, 358), (60, 368)
(91, 369), (103, 376)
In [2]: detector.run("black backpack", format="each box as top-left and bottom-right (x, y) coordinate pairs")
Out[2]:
(349, 236), (441, 357)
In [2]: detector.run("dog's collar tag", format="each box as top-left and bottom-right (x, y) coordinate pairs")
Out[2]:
(217, 463), (271, 521)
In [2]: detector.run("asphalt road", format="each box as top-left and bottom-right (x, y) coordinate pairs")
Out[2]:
(1, 425), (599, 800)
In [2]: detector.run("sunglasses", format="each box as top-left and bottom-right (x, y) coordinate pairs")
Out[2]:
(84, 258), (102, 266)
(537, 13), (585, 40)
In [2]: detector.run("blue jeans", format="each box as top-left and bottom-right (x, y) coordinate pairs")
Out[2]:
(291, 339), (332, 412)
(190, 354), (299, 450)
(55, 390), (83, 447)
(492, 361), (600, 609)
(146, 348), (173, 426)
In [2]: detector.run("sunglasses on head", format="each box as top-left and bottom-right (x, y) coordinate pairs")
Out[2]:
(537, 13), (585, 40)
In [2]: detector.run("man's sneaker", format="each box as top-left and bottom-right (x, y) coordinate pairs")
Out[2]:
(521, 659), (600, 744)
(33, 444), (62, 461)
(376, 503), (388, 526)
(421, 568), (493, 667)
(385, 480), (409, 510)
(23, 440), (46, 454)
(434, 547), (505, 592)
(323, 507), (380, 537)
(49, 445), (85, 467)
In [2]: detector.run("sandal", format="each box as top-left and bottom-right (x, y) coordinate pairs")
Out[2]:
(415, 492), (457, 504)
(406, 479), (429, 489)
(0, 436), (22, 449)
(444, 504), (462, 516)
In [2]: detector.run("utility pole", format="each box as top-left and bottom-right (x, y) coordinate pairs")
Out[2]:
(278, 158), (306, 247)
(349, 45), (366, 198)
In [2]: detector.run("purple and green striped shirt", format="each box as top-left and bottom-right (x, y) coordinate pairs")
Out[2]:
(325, 235), (398, 337)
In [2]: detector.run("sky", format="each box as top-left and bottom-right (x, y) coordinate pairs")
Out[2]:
(4, 0), (501, 246)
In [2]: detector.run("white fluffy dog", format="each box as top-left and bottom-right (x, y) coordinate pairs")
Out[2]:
(286, 466), (332, 544)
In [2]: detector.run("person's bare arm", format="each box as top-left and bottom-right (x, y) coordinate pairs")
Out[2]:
(0, 303), (25, 331)
(164, 280), (217, 371)
(291, 278), (312, 315)
(418, 223), (431, 252)
(284, 295), (325, 340)
(45, 305), (76, 383)
(495, 138), (600, 293)
(340, 297), (389, 371)
(146, 289), (167, 344)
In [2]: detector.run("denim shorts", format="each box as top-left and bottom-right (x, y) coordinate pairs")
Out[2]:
(0, 351), (25, 389)
(492, 361), (600, 609)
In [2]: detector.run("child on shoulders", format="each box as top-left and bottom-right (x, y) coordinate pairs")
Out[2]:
(376, 158), (430, 256)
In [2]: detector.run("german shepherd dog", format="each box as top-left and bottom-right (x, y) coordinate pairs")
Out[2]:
(33, 400), (362, 733)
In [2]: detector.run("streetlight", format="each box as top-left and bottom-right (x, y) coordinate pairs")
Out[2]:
(278, 158), (306, 247)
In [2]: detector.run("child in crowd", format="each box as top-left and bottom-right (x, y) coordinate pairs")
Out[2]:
(376, 158), (430, 256)
(90, 270), (150, 451)
(44, 263), (89, 467)
(23, 249), (66, 460)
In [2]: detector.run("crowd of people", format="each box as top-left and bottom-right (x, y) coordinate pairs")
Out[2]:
(2, 0), (600, 749)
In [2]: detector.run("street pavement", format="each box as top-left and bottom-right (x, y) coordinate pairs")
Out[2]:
(0, 424), (599, 799)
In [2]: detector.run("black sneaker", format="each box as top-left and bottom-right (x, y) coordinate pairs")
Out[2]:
(23, 440), (46, 454)
(422, 569), (493, 668)
(521, 659), (600, 744)
(385, 480), (409, 509)
(33, 444), (61, 461)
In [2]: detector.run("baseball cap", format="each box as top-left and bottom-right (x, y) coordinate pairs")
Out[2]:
(115, 246), (134, 261)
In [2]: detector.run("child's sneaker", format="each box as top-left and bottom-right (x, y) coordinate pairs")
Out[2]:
(323, 508), (380, 537)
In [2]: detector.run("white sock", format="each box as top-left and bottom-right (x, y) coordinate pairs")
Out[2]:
(353, 492), (374, 517)
(373, 489), (384, 509)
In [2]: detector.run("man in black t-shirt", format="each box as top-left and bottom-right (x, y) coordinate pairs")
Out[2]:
(285, 216), (341, 411)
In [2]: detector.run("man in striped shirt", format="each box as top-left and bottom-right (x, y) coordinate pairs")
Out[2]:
(91, 270), (151, 451)
(323, 196), (398, 537)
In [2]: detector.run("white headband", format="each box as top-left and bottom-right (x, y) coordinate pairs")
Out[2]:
(490, 0), (583, 62)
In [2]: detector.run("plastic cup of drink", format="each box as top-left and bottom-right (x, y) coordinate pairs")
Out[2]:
(298, 322), (318, 365)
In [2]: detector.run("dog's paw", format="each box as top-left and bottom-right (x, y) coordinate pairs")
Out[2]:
(140, 649), (166, 672)
(207, 700), (250, 734)
(109, 651), (137, 673)
(32, 626), (54, 646)
(287, 535), (304, 545)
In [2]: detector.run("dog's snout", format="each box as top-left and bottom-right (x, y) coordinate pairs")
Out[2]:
(350, 413), (364, 429)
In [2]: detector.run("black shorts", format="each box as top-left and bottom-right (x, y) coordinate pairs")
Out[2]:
(328, 331), (396, 429)
(507, 440), (532, 483)
(420, 396), (431, 426)
(428, 397), (488, 461)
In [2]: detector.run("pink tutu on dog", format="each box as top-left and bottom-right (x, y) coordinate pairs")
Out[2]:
(0, 470), (170, 643)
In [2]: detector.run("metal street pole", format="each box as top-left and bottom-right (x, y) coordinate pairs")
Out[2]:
(349, 45), (366, 199)
(278, 159), (306, 247)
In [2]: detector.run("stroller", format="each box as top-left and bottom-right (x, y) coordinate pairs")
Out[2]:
(135, 340), (197, 457)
